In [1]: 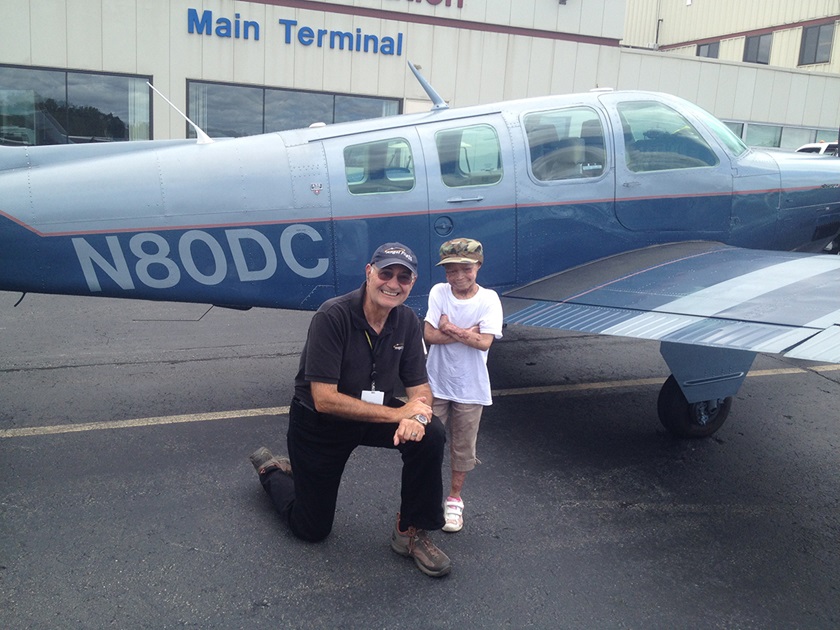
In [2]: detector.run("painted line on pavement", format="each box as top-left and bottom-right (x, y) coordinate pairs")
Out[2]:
(3, 364), (839, 439)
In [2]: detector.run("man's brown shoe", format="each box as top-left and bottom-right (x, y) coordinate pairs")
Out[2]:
(390, 513), (451, 577)
(248, 447), (292, 476)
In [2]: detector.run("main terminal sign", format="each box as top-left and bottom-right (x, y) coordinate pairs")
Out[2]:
(188, 8), (408, 56)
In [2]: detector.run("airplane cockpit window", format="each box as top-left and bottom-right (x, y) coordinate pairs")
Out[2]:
(524, 108), (606, 181)
(344, 138), (415, 195)
(617, 101), (720, 172)
(434, 124), (502, 187)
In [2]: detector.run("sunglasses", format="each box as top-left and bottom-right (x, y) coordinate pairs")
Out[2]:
(373, 266), (415, 286)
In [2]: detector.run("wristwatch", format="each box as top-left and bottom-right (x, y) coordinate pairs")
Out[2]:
(412, 413), (430, 426)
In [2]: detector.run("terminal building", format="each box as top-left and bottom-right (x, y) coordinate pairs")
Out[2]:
(1, 0), (838, 148)
(623, 0), (840, 147)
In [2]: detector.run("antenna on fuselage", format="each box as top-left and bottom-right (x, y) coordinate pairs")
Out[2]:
(146, 82), (214, 145)
(407, 61), (449, 111)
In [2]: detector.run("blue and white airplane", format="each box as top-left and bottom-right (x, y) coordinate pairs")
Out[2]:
(3, 66), (840, 438)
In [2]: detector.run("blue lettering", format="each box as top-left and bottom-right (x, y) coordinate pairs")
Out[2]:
(216, 17), (232, 38)
(189, 9), (259, 40)
(243, 20), (259, 40)
(187, 8), (212, 35)
(298, 26), (315, 46)
(278, 19), (401, 56)
(364, 34), (379, 53)
(330, 30), (353, 51)
(279, 18), (297, 44)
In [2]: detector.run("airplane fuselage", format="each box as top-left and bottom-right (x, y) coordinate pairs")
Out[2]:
(2, 90), (839, 313)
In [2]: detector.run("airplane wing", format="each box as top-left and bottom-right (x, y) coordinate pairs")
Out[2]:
(503, 241), (840, 364)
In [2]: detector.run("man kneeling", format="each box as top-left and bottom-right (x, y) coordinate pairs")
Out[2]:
(250, 243), (450, 577)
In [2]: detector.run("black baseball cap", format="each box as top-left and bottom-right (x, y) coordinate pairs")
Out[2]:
(369, 242), (418, 276)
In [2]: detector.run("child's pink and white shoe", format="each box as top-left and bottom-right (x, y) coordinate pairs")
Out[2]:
(442, 496), (464, 533)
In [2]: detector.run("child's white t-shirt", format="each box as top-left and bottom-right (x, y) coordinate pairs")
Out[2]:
(425, 282), (503, 406)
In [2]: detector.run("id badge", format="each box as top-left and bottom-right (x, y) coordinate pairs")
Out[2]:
(361, 389), (384, 405)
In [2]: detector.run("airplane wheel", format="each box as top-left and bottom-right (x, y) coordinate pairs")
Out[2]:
(657, 375), (732, 438)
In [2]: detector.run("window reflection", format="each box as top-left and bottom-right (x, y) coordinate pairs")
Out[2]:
(265, 91), (333, 130)
(0, 65), (150, 146)
(334, 94), (398, 123)
(618, 101), (718, 172)
(187, 80), (400, 138)
(435, 124), (502, 187)
(188, 82), (263, 138)
(524, 107), (606, 181)
(345, 138), (414, 195)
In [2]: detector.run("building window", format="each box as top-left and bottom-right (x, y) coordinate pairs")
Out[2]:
(0, 65), (150, 146)
(187, 80), (400, 138)
(744, 123), (782, 148)
(743, 33), (772, 64)
(435, 125), (502, 187)
(800, 22), (835, 66)
(780, 126), (815, 150)
(697, 42), (720, 58)
(524, 107), (606, 181)
(344, 138), (414, 195)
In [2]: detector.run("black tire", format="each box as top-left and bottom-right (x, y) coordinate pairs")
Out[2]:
(657, 374), (732, 438)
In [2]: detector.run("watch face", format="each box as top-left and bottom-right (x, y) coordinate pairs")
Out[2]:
(415, 414), (429, 425)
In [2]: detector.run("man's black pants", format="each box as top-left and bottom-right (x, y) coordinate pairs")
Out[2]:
(260, 397), (446, 542)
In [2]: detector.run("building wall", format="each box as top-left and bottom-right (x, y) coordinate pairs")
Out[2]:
(2, 0), (840, 143)
(0, 0), (624, 138)
(625, 0), (840, 74)
(616, 47), (840, 132)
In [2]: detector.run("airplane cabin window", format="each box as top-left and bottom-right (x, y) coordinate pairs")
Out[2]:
(344, 138), (415, 195)
(618, 101), (719, 172)
(434, 124), (502, 187)
(524, 108), (606, 181)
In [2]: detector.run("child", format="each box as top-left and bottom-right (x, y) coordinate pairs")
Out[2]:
(424, 238), (503, 532)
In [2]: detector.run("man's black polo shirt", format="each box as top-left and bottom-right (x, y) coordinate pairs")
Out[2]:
(293, 283), (428, 412)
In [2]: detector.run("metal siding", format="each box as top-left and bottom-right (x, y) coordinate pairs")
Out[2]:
(526, 37), (556, 98)
(68, 0), (103, 70)
(103, 0), (139, 73)
(505, 36), (534, 100)
(231, 2), (268, 87)
(0, 1), (31, 64)
(30, 0), (68, 68)
(477, 32), (509, 104)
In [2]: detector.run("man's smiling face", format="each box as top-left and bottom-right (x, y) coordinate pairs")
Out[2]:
(365, 263), (416, 310)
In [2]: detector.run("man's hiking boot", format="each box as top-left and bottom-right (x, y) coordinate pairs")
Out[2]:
(249, 447), (292, 476)
(390, 513), (451, 577)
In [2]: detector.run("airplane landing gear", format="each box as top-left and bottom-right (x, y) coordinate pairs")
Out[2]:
(657, 375), (732, 438)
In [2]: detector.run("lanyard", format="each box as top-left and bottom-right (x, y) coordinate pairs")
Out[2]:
(364, 330), (377, 391)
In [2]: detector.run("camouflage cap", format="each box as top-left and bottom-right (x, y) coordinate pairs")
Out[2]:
(436, 238), (484, 266)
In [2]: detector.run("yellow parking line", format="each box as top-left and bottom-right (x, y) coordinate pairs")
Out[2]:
(0, 407), (288, 438)
(2, 363), (838, 439)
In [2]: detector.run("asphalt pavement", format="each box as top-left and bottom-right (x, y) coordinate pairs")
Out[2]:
(2, 291), (839, 629)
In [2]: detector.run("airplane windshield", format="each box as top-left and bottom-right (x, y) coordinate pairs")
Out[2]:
(692, 107), (749, 157)
(618, 101), (719, 172)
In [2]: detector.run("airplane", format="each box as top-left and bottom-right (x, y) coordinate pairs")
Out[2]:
(2, 64), (840, 439)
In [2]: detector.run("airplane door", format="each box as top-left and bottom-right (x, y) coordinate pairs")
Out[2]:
(416, 116), (517, 290)
(598, 93), (733, 237)
(324, 127), (432, 304)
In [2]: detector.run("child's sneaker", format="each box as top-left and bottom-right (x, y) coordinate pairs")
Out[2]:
(442, 496), (464, 533)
